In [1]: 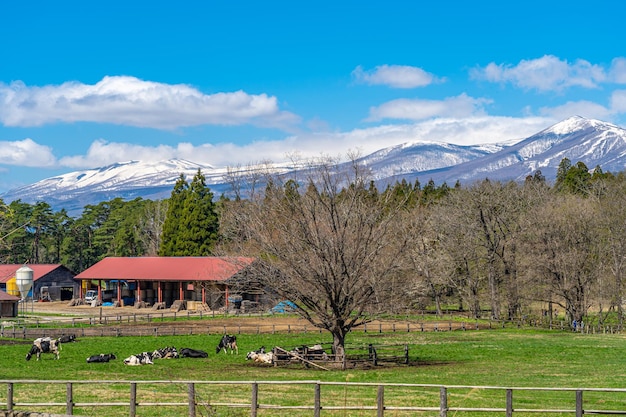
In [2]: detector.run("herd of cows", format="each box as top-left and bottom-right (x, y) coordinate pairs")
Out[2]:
(25, 334), (239, 365)
(24, 334), (330, 366)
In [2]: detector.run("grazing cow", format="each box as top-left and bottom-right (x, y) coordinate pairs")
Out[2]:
(124, 352), (154, 365)
(180, 348), (208, 358)
(87, 353), (117, 363)
(26, 337), (60, 361)
(58, 334), (77, 344)
(153, 346), (179, 359)
(216, 334), (238, 354)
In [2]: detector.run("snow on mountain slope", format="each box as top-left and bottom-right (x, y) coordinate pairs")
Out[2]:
(2, 116), (626, 215)
(388, 116), (626, 186)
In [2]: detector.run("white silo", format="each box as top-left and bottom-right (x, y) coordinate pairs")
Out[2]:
(16, 265), (33, 301)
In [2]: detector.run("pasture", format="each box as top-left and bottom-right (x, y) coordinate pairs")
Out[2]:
(2, 327), (626, 416)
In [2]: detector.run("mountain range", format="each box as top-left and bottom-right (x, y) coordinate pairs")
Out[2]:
(2, 116), (626, 215)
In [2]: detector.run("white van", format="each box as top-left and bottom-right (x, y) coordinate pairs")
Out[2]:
(84, 290), (98, 303)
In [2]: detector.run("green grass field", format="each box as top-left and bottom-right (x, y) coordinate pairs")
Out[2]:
(1, 328), (626, 416)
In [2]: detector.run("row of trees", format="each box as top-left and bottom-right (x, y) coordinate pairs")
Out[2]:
(1, 156), (624, 358)
(0, 170), (219, 273)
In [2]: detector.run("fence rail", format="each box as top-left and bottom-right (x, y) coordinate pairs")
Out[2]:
(1, 311), (621, 339)
(2, 380), (626, 417)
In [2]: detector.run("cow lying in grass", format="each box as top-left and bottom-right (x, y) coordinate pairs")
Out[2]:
(180, 348), (208, 358)
(26, 337), (60, 361)
(58, 334), (77, 344)
(153, 346), (179, 359)
(124, 352), (154, 365)
(246, 346), (274, 364)
(87, 353), (116, 363)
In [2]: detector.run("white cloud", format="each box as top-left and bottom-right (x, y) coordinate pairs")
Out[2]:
(56, 116), (553, 169)
(539, 101), (613, 121)
(471, 55), (607, 92)
(537, 90), (626, 120)
(0, 76), (300, 130)
(352, 65), (443, 88)
(366, 93), (491, 121)
(0, 139), (56, 167)
(610, 90), (626, 113)
(610, 58), (626, 84)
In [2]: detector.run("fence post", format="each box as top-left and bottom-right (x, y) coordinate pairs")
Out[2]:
(66, 382), (73, 415)
(404, 345), (409, 364)
(314, 383), (321, 417)
(130, 382), (137, 417)
(506, 389), (513, 417)
(439, 386), (448, 417)
(7, 382), (13, 411)
(576, 390), (583, 417)
(188, 382), (196, 417)
(251, 382), (258, 417)
(377, 385), (384, 417)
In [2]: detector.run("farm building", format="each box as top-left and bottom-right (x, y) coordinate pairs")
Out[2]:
(0, 264), (78, 301)
(0, 290), (19, 317)
(74, 257), (266, 311)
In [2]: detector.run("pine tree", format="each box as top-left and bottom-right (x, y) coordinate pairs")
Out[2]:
(159, 170), (219, 256)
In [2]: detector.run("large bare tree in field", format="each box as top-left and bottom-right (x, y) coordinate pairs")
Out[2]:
(223, 156), (414, 363)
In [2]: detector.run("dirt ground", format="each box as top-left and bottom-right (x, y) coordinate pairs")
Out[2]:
(22, 300), (310, 328)
(19, 301), (461, 333)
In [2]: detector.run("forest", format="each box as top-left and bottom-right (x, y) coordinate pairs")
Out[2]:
(1, 156), (625, 332)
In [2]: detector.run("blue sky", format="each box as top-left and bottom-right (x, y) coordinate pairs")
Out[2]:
(0, 0), (625, 193)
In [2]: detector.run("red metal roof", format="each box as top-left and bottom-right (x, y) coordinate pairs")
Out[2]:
(0, 290), (20, 301)
(0, 264), (67, 284)
(74, 257), (256, 282)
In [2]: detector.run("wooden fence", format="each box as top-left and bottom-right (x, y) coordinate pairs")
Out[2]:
(0, 317), (480, 339)
(2, 380), (626, 416)
(1, 311), (622, 340)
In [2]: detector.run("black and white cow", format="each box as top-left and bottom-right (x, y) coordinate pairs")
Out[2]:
(87, 353), (117, 363)
(180, 348), (208, 358)
(216, 334), (238, 354)
(26, 337), (60, 361)
(58, 334), (77, 344)
(152, 346), (179, 359)
(246, 346), (273, 364)
(124, 352), (154, 365)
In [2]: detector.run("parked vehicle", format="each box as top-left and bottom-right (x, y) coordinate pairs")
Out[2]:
(84, 290), (98, 303)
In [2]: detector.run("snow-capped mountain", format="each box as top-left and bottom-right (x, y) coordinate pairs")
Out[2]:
(387, 116), (626, 186)
(2, 116), (626, 215)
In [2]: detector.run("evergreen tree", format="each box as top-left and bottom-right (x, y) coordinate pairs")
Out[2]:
(159, 170), (219, 256)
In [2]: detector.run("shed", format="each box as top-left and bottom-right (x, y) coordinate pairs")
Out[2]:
(74, 257), (263, 309)
(0, 264), (78, 301)
(0, 290), (19, 317)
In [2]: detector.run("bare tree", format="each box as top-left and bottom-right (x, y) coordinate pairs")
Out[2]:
(519, 194), (600, 325)
(138, 200), (168, 256)
(225, 156), (414, 364)
(406, 205), (451, 316)
(591, 178), (626, 329)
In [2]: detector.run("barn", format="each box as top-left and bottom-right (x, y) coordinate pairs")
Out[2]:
(74, 257), (266, 310)
(0, 290), (19, 317)
(0, 264), (78, 301)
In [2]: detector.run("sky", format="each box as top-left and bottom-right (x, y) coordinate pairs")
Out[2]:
(0, 0), (625, 193)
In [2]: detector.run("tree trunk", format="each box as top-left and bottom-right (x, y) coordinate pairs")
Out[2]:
(332, 330), (347, 370)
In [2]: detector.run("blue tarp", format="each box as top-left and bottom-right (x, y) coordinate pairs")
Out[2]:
(271, 300), (297, 313)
